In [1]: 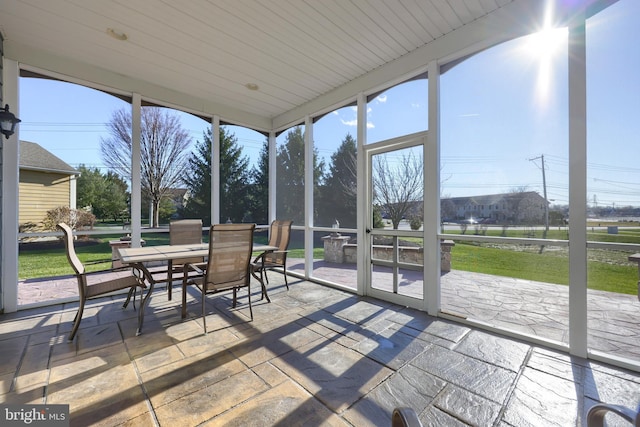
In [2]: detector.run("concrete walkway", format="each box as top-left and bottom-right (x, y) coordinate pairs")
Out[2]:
(4, 275), (640, 426)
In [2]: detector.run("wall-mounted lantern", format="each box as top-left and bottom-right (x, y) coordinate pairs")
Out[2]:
(0, 104), (21, 139)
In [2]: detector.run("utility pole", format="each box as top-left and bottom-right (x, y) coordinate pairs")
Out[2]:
(529, 154), (549, 233)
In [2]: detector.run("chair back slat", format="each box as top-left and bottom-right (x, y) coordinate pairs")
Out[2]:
(205, 223), (255, 288)
(57, 223), (85, 275)
(170, 219), (203, 245)
(170, 219), (203, 265)
(266, 220), (292, 263)
(268, 220), (292, 250)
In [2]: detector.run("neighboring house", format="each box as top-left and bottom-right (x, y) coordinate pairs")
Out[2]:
(442, 191), (547, 224)
(19, 141), (79, 228)
(164, 188), (190, 217)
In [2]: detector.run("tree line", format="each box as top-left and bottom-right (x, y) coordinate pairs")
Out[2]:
(77, 107), (359, 228)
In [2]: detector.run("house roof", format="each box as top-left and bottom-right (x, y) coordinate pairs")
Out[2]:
(0, 1), (608, 132)
(19, 140), (79, 175)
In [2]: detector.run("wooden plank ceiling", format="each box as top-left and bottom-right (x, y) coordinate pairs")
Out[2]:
(0, 0), (512, 123)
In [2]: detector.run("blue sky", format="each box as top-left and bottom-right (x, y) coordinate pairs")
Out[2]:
(17, 0), (639, 208)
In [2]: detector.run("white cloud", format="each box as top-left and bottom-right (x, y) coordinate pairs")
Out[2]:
(460, 113), (480, 117)
(367, 122), (375, 128)
(340, 119), (358, 126)
(377, 94), (387, 103)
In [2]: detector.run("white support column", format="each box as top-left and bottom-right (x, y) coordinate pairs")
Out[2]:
(304, 116), (313, 278)
(425, 60), (441, 315)
(130, 94), (142, 247)
(212, 116), (220, 225)
(356, 92), (367, 296)
(268, 132), (276, 224)
(2, 58), (19, 313)
(568, 15), (588, 357)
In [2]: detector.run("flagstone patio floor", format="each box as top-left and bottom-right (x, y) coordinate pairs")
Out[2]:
(5, 270), (640, 426)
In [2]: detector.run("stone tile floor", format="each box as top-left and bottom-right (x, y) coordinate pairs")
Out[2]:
(4, 274), (640, 426)
(287, 260), (640, 362)
(20, 260), (640, 362)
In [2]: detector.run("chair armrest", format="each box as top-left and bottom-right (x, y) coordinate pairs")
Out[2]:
(392, 408), (423, 427)
(81, 265), (148, 288)
(84, 258), (113, 266)
(184, 261), (206, 275)
(252, 252), (267, 264)
(587, 403), (639, 427)
(82, 265), (136, 276)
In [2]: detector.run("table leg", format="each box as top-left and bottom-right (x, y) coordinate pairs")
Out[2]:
(133, 263), (155, 336)
(250, 258), (271, 303)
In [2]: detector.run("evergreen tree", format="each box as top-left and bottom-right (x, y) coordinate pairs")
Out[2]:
(180, 132), (211, 223)
(276, 126), (324, 225)
(248, 139), (269, 224)
(182, 127), (251, 224)
(102, 171), (129, 221)
(76, 165), (105, 212)
(318, 133), (357, 228)
(76, 165), (128, 222)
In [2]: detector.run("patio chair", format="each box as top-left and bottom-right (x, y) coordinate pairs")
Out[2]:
(587, 403), (640, 426)
(57, 223), (146, 341)
(392, 407), (423, 427)
(149, 219), (204, 300)
(181, 223), (256, 333)
(252, 219), (292, 295)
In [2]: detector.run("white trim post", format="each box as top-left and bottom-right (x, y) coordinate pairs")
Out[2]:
(304, 116), (313, 278)
(212, 115), (220, 225)
(1, 58), (19, 312)
(130, 93), (142, 247)
(69, 175), (77, 210)
(268, 131), (276, 224)
(425, 60), (441, 315)
(356, 92), (367, 296)
(568, 13), (588, 357)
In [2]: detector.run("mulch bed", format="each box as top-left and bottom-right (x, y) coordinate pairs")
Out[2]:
(19, 238), (101, 252)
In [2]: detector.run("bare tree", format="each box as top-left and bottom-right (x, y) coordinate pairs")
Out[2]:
(101, 107), (192, 227)
(373, 150), (423, 229)
(507, 186), (531, 225)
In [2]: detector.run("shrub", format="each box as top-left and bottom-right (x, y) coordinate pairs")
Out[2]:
(409, 216), (422, 230)
(43, 207), (96, 231)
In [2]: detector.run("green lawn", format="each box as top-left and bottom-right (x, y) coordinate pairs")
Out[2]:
(451, 242), (637, 295)
(19, 230), (639, 296)
(19, 231), (269, 280)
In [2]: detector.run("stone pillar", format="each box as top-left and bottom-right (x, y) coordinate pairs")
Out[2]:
(322, 235), (351, 263)
(440, 240), (455, 272)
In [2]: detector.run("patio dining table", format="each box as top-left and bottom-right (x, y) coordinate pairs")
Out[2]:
(118, 242), (278, 335)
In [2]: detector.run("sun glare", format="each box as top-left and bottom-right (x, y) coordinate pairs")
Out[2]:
(524, 27), (566, 59)
(519, 26), (567, 107)
(516, 1), (569, 107)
